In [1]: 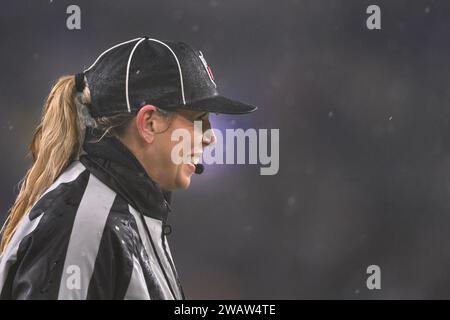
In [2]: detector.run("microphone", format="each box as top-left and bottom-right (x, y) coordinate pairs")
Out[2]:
(194, 163), (204, 175)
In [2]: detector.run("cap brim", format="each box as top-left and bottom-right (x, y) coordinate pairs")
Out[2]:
(181, 95), (258, 115)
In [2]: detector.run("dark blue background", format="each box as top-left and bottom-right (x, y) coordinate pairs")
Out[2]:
(1, 0), (450, 299)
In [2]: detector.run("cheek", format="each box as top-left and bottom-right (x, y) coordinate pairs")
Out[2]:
(175, 164), (193, 189)
(164, 139), (188, 178)
(166, 127), (196, 164)
(164, 125), (196, 188)
(155, 133), (178, 165)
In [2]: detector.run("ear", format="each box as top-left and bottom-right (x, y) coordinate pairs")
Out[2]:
(135, 104), (158, 144)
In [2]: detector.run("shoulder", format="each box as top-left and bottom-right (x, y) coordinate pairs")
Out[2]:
(15, 160), (140, 263)
(0, 161), (142, 299)
(29, 161), (140, 253)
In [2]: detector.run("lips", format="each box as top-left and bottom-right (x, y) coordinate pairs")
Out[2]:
(190, 153), (202, 165)
(186, 162), (196, 173)
(184, 153), (202, 174)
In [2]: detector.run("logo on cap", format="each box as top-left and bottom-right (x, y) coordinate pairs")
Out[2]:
(199, 51), (216, 88)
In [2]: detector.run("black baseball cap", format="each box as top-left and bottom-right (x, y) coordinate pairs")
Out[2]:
(81, 36), (258, 117)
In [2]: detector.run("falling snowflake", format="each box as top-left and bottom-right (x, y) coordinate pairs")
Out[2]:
(287, 196), (296, 207)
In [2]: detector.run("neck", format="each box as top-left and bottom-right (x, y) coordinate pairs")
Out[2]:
(118, 134), (169, 192)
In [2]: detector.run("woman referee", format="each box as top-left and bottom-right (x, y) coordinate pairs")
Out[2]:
(0, 36), (257, 299)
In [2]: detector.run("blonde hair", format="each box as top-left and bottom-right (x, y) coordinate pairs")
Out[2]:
(0, 75), (136, 252)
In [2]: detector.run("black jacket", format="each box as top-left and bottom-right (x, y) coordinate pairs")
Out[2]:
(0, 127), (185, 299)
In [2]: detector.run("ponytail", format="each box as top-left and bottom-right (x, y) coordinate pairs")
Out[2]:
(0, 75), (85, 252)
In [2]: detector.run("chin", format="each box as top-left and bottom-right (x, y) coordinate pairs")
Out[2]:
(174, 164), (195, 190)
(177, 177), (191, 190)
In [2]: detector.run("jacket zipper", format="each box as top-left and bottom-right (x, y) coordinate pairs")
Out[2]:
(161, 199), (186, 300)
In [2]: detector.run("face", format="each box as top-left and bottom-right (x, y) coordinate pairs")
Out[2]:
(134, 107), (216, 191)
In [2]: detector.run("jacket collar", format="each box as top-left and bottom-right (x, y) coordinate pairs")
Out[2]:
(79, 126), (172, 222)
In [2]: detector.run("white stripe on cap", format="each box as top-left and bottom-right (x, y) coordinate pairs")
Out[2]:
(83, 37), (142, 73)
(84, 37), (187, 113)
(125, 38), (147, 112)
(125, 37), (186, 113)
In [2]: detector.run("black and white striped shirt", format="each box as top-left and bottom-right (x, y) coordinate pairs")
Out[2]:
(0, 127), (185, 300)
